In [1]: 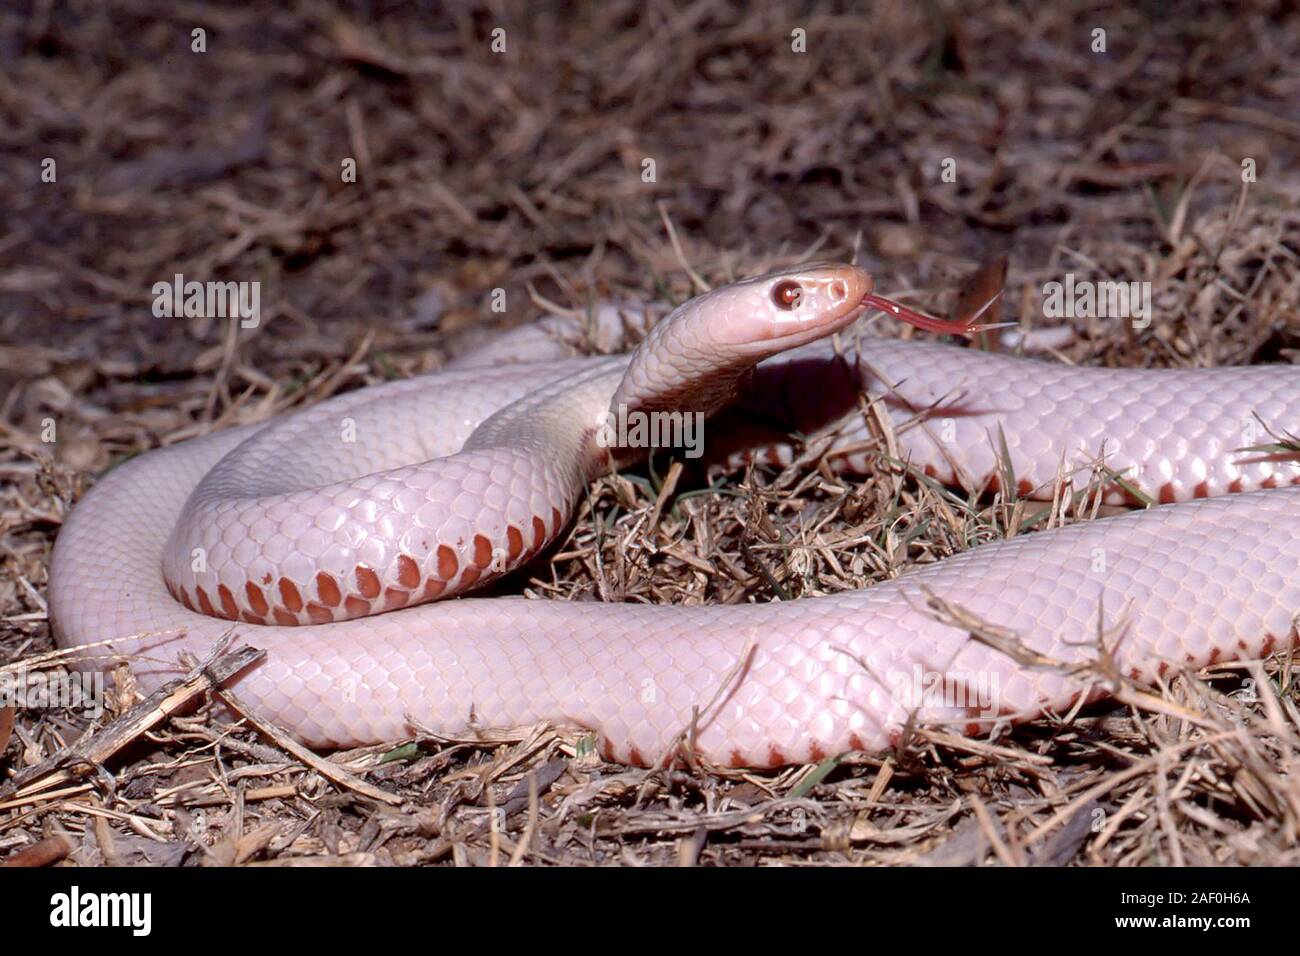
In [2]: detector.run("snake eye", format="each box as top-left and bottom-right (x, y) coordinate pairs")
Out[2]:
(772, 280), (803, 310)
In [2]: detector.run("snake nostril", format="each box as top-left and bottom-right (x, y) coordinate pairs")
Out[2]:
(830, 280), (848, 302)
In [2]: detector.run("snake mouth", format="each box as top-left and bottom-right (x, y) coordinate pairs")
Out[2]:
(761, 298), (867, 349)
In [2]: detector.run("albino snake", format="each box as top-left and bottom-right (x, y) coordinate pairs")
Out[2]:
(48, 263), (1300, 767)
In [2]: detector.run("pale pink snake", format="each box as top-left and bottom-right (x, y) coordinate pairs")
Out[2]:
(48, 263), (1300, 768)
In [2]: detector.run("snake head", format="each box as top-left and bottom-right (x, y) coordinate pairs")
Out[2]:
(716, 261), (873, 351)
(612, 262), (874, 421)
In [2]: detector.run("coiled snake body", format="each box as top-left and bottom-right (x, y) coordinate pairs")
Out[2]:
(49, 264), (1300, 767)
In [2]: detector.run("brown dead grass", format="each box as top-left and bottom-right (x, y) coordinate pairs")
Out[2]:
(2, 0), (1300, 866)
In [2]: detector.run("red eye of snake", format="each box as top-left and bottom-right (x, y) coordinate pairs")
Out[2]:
(772, 280), (802, 310)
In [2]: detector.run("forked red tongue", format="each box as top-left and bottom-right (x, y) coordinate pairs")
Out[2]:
(863, 293), (1014, 336)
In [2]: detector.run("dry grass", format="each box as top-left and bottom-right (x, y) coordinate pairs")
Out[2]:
(2, 0), (1300, 866)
